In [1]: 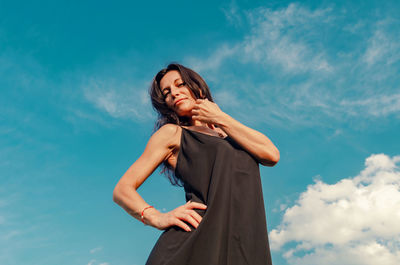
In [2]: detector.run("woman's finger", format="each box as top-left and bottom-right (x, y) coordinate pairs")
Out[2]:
(174, 218), (192, 232)
(189, 210), (203, 223)
(187, 202), (208, 210)
(177, 211), (199, 229)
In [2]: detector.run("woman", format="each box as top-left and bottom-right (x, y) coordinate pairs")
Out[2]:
(113, 63), (280, 265)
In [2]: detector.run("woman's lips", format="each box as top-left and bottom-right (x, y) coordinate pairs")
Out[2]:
(174, 98), (186, 107)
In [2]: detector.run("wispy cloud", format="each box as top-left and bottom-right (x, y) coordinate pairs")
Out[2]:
(87, 259), (109, 265)
(213, 89), (241, 108)
(186, 44), (240, 74)
(340, 93), (400, 117)
(241, 3), (334, 74)
(53, 3), (398, 129)
(1, 43), (155, 128)
(90, 246), (103, 254)
(363, 19), (400, 67)
(87, 259), (96, 265)
(183, 3), (400, 129)
(221, 2), (244, 29)
(82, 76), (154, 122)
(190, 3), (334, 76)
(270, 153), (400, 265)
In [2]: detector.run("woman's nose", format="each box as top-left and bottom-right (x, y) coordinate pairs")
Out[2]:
(171, 86), (180, 97)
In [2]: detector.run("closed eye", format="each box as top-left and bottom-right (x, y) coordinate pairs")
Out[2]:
(162, 82), (186, 97)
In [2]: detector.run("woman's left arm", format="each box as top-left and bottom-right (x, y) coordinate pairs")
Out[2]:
(192, 98), (280, 167)
(217, 113), (280, 166)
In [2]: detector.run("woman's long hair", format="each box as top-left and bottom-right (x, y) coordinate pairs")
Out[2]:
(149, 63), (214, 186)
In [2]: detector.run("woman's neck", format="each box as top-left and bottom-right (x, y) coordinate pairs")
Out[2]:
(189, 120), (218, 130)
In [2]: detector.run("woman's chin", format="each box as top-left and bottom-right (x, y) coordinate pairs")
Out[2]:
(175, 109), (193, 118)
(175, 105), (194, 116)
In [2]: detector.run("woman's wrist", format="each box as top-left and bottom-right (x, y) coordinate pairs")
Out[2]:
(216, 112), (231, 128)
(142, 207), (161, 227)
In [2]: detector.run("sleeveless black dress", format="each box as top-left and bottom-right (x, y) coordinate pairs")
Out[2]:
(146, 126), (273, 265)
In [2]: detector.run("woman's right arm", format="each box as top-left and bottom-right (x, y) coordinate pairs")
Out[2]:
(112, 124), (207, 232)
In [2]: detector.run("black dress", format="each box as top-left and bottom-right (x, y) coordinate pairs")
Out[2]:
(146, 126), (273, 265)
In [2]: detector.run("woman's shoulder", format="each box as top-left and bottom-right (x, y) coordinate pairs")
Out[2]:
(152, 123), (182, 147)
(157, 123), (182, 135)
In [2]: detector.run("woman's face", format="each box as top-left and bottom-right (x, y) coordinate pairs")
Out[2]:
(160, 70), (199, 117)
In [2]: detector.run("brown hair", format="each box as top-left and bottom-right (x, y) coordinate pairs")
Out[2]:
(149, 63), (214, 186)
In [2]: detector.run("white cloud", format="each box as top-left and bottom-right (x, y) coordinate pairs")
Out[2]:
(185, 4), (400, 129)
(186, 44), (239, 74)
(213, 89), (241, 108)
(241, 3), (333, 74)
(270, 153), (400, 265)
(343, 20), (365, 34)
(340, 93), (400, 117)
(363, 20), (400, 67)
(181, 4), (341, 129)
(87, 259), (96, 265)
(90, 246), (103, 254)
(87, 259), (109, 265)
(82, 77), (154, 122)
(221, 2), (243, 28)
(65, 3), (399, 128)
(191, 3), (334, 76)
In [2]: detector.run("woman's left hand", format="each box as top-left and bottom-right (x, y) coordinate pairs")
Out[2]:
(191, 98), (226, 125)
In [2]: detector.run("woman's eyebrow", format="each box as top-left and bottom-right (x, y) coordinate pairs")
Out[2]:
(162, 78), (182, 92)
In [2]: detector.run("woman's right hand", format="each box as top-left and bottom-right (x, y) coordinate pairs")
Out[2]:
(153, 200), (208, 232)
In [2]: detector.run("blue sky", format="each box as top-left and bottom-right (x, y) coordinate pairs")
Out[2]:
(1, 1), (400, 265)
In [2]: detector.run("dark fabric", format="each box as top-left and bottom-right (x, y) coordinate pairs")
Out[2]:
(146, 126), (273, 265)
